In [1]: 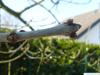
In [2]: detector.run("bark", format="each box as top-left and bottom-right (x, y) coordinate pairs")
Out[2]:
(0, 23), (81, 43)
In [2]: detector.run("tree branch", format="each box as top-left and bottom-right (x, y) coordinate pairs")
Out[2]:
(19, 0), (44, 14)
(0, 23), (81, 43)
(0, 0), (34, 30)
(32, 0), (60, 24)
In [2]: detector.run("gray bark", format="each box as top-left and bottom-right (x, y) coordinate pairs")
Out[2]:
(0, 23), (81, 43)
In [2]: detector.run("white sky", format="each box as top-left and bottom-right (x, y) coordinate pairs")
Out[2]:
(1, 0), (100, 30)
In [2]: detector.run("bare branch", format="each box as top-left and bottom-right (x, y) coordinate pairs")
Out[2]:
(51, 0), (60, 4)
(18, 17), (34, 30)
(0, 0), (34, 30)
(0, 0), (19, 17)
(19, 0), (44, 14)
(0, 23), (81, 43)
(32, 0), (60, 24)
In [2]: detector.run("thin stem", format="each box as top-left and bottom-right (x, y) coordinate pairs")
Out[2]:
(8, 62), (11, 75)
(33, 0), (60, 24)
(20, 0), (44, 14)
(0, 0), (34, 30)
(0, 45), (29, 64)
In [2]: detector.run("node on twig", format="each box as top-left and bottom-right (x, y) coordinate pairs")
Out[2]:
(7, 32), (19, 43)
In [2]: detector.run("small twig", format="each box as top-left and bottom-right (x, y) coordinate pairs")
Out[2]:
(25, 52), (40, 59)
(0, 0), (34, 30)
(32, 0), (60, 24)
(19, 0), (44, 14)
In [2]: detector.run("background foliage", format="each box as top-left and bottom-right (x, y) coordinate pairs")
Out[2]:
(0, 31), (100, 75)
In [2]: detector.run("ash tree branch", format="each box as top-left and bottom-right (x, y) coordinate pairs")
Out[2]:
(0, 0), (34, 30)
(0, 23), (81, 43)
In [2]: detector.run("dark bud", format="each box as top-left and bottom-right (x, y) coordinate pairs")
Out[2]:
(20, 30), (25, 32)
(69, 32), (77, 39)
(64, 19), (73, 25)
(7, 32), (19, 43)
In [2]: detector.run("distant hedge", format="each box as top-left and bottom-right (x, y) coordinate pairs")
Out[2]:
(0, 37), (99, 75)
(26, 38), (100, 75)
(0, 27), (12, 32)
(0, 28), (100, 75)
